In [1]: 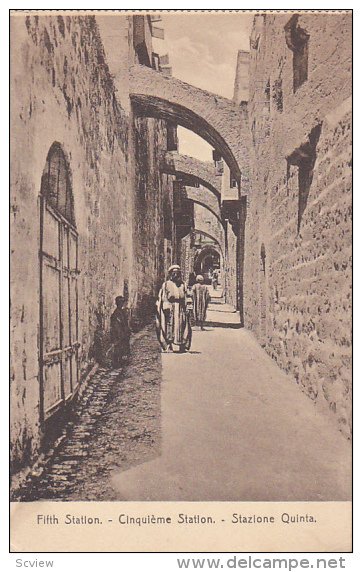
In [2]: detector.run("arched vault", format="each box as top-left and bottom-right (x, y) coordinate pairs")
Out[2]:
(184, 186), (222, 223)
(191, 229), (224, 261)
(162, 152), (221, 198)
(129, 65), (250, 188)
(193, 203), (225, 253)
(194, 244), (223, 274)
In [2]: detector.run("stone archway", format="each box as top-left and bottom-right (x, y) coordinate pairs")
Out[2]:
(194, 245), (222, 277)
(184, 186), (222, 223)
(162, 152), (221, 198)
(129, 64), (250, 189)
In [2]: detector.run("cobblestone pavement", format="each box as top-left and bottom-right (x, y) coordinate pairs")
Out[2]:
(13, 325), (162, 501)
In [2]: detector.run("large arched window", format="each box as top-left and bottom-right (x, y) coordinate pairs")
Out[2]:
(39, 143), (79, 424)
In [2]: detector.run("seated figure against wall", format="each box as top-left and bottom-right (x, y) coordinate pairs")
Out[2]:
(110, 296), (131, 368)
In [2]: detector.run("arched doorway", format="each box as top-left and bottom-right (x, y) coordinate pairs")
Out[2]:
(39, 143), (79, 424)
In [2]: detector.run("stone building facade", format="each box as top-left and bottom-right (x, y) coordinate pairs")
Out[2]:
(10, 14), (177, 473)
(132, 116), (175, 327)
(224, 220), (238, 308)
(244, 13), (352, 436)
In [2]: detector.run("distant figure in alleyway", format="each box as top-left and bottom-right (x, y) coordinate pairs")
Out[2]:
(110, 296), (131, 368)
(212, 269), (218, 290)
(156, 264), (192, 353)
(192, 275), (211, 330)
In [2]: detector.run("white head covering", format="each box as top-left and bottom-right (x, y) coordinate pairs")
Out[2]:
(196, 275), (204, 283)
(168, 264), (181, 273)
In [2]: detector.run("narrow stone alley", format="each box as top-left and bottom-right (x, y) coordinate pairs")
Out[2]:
(13, 326), (162, 501)
(13, 292), (351, 502)
(10, 11), (352, 556)
(112, 295), (351, 501)
(11, 14), (352, 500)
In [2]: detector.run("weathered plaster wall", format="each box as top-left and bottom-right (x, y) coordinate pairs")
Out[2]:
(245, 13), (352, 436)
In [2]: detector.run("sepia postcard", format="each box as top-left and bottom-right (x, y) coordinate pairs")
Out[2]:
(10, 9), (352, 553)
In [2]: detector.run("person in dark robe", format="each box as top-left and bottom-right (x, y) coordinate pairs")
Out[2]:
(192, 274), (211, 330)
(188, 272), (196, 289)
(156, 265), (192, 353)
(110, 296), (131, 368)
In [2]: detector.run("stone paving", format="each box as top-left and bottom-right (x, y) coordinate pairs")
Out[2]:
(12, 299), (351, 502)
(111, 302), (351, 501)
(12, 325), (162, 501)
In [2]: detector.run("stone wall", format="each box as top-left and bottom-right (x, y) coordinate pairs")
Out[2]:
(132, 115), (175, 327)
(245, 13), (352, 436)
(180, 233), (193, 285)
(225, 221), (238, 308)
(10, 14), (172, 473)
(185, 185), (221, 221)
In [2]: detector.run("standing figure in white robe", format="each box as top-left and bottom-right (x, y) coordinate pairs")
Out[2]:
(192, 275), (211, 330)
(156, 265), (192, 353)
